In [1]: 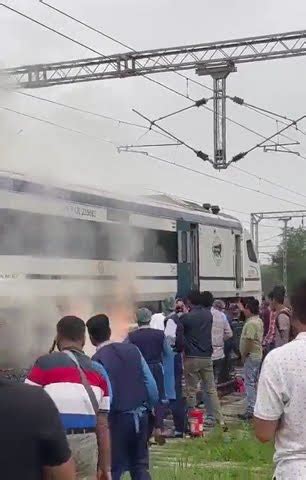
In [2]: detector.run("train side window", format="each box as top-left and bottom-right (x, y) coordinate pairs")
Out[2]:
(247, 239), (257, 263)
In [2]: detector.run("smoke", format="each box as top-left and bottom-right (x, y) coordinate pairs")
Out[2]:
(0, 181), (163, 367)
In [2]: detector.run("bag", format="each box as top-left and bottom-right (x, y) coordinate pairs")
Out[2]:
(63, 350), (99, 415)
(275, 308), (294, 342)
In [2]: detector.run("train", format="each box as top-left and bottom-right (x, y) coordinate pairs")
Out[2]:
(0, 175), (261, 366)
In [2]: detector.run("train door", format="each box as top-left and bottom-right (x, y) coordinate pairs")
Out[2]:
(177, 220), (199, 297)
(235, 234), (243, 290)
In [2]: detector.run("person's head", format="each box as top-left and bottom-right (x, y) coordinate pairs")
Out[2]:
(136, 308), (152, 326)
(161, 297), (175, 315)
(187, 290), (202, 307)
(243, 297), (260, 319)
(86, 314), (111, 347)
(200, 291), (214, 308)
(291, 279), (306, 333)
(213, 299), (225, 312)
(56, 316), (86, 351)
(228, 303), (240, 320)
(175, 298), (187, 314)
(271, 285), (286, 310)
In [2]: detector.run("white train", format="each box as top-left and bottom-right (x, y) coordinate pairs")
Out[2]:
(0, 175), (261, 365)
(0, 174), (261, 304)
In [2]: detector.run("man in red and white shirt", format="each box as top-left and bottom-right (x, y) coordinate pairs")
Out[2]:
(26, 316), (111, 480)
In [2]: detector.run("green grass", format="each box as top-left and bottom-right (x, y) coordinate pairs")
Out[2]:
(125, 425), (274, 479)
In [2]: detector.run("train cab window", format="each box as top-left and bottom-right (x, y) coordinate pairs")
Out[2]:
(247, 239), (257, 263)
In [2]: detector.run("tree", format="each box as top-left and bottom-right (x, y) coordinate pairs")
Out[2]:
(272, 227), (306, 294)
(261, 264), (282, 295)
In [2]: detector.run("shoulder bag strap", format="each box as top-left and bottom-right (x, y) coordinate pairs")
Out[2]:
(63, 350), (100, 415)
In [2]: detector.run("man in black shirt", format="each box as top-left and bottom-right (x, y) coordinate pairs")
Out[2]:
(0, 378), (75, 480)
(182, 291), (225, 428)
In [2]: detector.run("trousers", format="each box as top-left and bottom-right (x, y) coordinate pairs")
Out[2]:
(184, 356), (224, 424)
(67, 433), (97, 480)
(110, 411), (151, 480)
(244, 356), (261, 414)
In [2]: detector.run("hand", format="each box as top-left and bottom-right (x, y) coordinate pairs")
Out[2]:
(97, 469), (112, 480)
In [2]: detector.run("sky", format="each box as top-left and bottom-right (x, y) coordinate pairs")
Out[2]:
(1, 0), (306, 263)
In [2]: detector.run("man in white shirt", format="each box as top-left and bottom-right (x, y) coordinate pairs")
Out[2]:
(211, 300), (233, 381)
(254, 280), (306, 480)
(150, 297), (175, 330)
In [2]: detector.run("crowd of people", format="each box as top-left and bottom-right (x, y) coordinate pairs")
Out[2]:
(2, 280), (306, 480)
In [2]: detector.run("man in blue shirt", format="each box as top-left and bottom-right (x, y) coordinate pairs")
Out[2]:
(127, 308), (174, 443)
(86, 314), (158, 480)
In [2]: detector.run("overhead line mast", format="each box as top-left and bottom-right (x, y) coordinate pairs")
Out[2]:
(3, 29), (306, 170)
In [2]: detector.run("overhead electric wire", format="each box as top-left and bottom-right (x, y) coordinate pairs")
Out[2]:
(35, 0), (300, 154)
(237, 114), (306, 158)
(2, 89), (175, 143)
(0, 105), (117, 146)
(122, 149), (306, 208)
(4, 2), (298, 159)
(1, 4), (103, 56)
(38, 0), (214, 94)
(5, 2), (306, 205)
(232, 164), (306, 201)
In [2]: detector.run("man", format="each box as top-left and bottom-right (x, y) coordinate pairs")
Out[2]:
(211, 300), (233, 383)
(219, 303), (241, 383)
(87, 314), (158, 480)
(150, 297), (175, 331)
(238, 298), (263, 420)
(181, 290), (225, 428)
(26, 316), (111, 480)
(127, 308), (174, 441)
(163, 298), (186, 437)
(255, 279), (306, 478)
(260, 295), (271, 337)
(0, 378), (75, 480)
(271, 285), (291, 348)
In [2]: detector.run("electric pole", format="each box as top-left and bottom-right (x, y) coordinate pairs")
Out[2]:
(281, 217), (291, 292)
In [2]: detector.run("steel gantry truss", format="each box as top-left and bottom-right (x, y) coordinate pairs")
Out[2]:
(2, 29), (306, 169)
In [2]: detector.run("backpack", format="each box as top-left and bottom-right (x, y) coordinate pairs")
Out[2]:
(275, 308), (294, 342)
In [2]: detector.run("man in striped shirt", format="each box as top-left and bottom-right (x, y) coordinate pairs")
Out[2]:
(26, 316), (111, 480)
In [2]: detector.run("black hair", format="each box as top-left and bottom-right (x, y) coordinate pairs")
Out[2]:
(187, 290), (202, 306)
(56, 316), (85, 341)
(245, 297), (260, 315)
(291, 279), (306, 324)
(272, 285), (286, 304)
(86, 314), (111, 343)
(200, 291), (214, 308)
(268, 291), (274, 301)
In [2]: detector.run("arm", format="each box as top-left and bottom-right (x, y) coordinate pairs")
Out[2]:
(96, 412), (111, 479)
(175, 320), (184, 352)
(254, 355), (284, 443)
(239, 323), (255, 362)
(163, 336), (174, 362)
(240, 338), (253, 362)
(43, 460), (76, 480)
(277, 313), (290, 342)
(94, 369), (112, 478)
(25, 356), (47, 386)
(140, 354), (159, 408)
(223, 318), (233, 342)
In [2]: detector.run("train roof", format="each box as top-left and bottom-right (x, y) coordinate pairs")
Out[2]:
(0, 175), (242, 231)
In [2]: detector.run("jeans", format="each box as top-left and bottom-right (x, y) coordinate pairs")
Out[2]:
(184, 357), (224, 424)
(244, 356), (261, 414)
(110, 411), (151, 480)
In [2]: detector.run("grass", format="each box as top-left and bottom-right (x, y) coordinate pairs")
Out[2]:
(126, 424), (274, 479)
